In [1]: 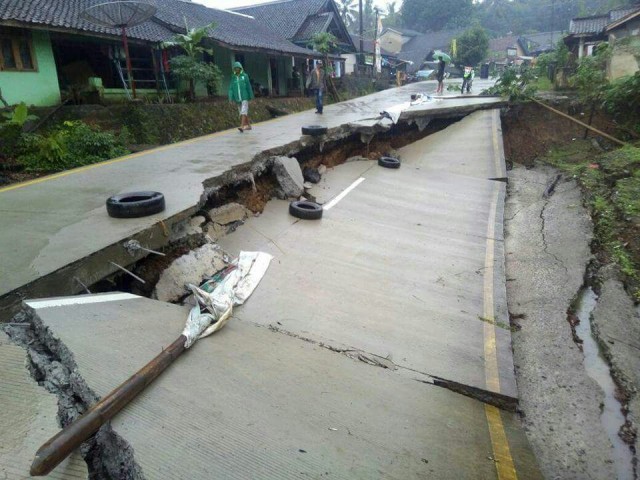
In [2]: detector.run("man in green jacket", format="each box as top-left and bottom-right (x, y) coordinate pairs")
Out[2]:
(228, 61), (254, 132)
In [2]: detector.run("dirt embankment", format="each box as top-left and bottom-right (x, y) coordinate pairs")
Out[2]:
(501, 102), (621, 166)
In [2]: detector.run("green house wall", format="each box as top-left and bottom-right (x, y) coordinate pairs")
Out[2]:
(0, 30), (60, 106)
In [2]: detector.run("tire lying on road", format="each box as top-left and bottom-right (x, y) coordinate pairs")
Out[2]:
(378, 156), (401, 169)
(301, 125), (328, 136)
(289, 200), (323, 220)
(106, 191), (165, 218)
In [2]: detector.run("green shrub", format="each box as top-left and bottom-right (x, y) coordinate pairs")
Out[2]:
(0, 123), (23, 159)
(483, 66), (538, 100)
(603, 72), (640, 134)
(0, 102), (38, 159)
(18, 121), (128, 172)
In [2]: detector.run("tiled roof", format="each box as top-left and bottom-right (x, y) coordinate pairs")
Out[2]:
(235, 0), (328, 40)
(348, 34), (395, 56)
(154, 1), (316, 55)
(0, 0), (317, 56)
(569, 14), (610, 35)
(569, 7), (640, 35)
(380, 27), (423, 37)
(519, 31), (564, 54)
(606, 7), (640, 31)
(399, 29), (462, 72)
(489, 35), (519, 53)
(0, 0), (172, 42)
(294, 12), (333, 42)
(235, 0), (354, 51)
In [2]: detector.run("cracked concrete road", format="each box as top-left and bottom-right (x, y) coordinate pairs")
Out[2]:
(220, 109), (517, 401)
(0, 81), (502, 319)
(6, 109), (543, 479)
(505, 164), (617, 479)
(22, 293), (540, 479)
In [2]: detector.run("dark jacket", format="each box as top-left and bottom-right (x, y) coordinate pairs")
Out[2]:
(306, 67), (326, 90)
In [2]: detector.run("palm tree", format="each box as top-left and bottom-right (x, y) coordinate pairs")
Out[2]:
(337, 0), (358, 27)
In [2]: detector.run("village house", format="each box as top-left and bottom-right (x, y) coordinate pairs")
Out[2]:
(379, 27), (460, 74)
(234, 0), (355, 78)
(0, 0), (324, 106)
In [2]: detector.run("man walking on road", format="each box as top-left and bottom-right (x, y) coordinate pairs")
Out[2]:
(228, 61), (254, 132)
(436, 58), (446, 94)
(306, 60), (326, 114)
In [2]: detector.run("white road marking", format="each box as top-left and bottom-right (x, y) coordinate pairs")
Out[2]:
(26, 293), (139, 309)
(323, 177), (366, 211)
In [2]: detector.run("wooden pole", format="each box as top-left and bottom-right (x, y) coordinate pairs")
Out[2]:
(530, 98), (627, 147)
(122, 27), (137, 99)
(30, 335), (187, 476)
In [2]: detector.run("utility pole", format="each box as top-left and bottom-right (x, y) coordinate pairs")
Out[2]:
(551, 0), (555, 47)
(373, 7), (379, 75)
(359, 0), (364, 68)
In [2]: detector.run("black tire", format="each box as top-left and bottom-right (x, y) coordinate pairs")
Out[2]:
(106, 191), (165, 218)
(289, 200), (323, 220)
(378, 156), (401, 169)
(301, 125), (328, 136)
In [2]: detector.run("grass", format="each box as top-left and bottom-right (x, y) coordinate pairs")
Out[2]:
(533, 75), (553, 92)
(543, 140), (640, 300)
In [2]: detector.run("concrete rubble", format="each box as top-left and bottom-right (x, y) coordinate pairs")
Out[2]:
(153, 243), (229, 302)
(208, 203), (249, 225)
(272, 156), (304, 198)
(0, 329), (88, 479)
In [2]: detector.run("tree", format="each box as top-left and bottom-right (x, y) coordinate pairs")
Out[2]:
(570, 43), (611, 134)
(455, 25), (489, 67)
(363, 0), (375, 39)
(337, 0), (358, 28)
(310, 33), (341, 101)
(382, 1), (401, 28)
(163, 22), (223, 100)
(400, 0), (473, 32)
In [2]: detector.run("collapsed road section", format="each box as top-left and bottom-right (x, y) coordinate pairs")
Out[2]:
(0, 84), (504, 322)
(2, 107), (544, 478)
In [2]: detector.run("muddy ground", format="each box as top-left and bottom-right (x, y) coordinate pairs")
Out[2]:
(502, 101), (640, 479)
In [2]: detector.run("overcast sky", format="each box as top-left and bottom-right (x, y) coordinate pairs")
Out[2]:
(197, 0), (397, 13)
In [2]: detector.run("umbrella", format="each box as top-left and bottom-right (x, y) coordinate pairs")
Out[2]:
(433, 51), (451, 63)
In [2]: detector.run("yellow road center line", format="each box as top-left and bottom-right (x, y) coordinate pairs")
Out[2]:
(484, 109), (518, 480)
(485, 404), (518, 480)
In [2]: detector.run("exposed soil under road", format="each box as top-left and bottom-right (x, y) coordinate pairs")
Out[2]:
(501, 102), (620, 168)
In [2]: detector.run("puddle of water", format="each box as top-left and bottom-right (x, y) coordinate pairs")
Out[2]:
(574, 287), (635, 480)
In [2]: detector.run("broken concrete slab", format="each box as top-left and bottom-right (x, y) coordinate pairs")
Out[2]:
(0, 81), (502, 320)
(205, 222), (227, 241)
(208, 202), (249, 225)
(272, 156), (304, 198)
(23, 293), (541, 479)
(221, 110), (518, 403)
(591, 266), (640, 460)
(505, 164), (617, 480)
(0, 330), (87, 480)
(153, 243), (228, 302)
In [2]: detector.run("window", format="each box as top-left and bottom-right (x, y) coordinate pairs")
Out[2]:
(0, 32), (36, 71)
